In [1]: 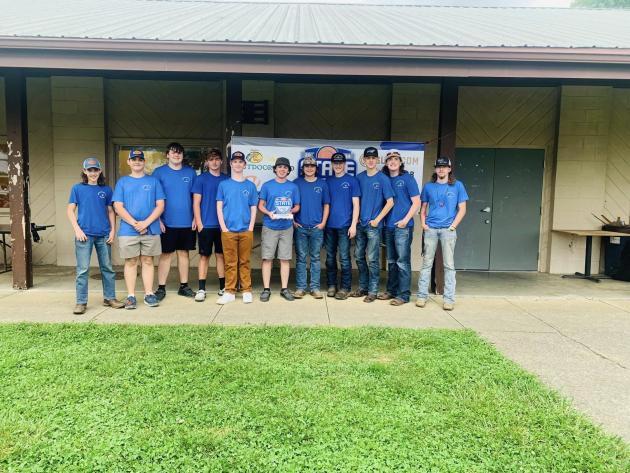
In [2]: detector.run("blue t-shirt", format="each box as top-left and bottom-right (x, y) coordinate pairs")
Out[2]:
(385, 173), (420, 229)
(259, 179), (301, 231)
(216, 178), (258, 233)
(112, 175), (166, 236)
(356, 171), (395, 228)
(152, 165), (196, 228)
(421, 180), (469, 228)
(326, 174), (361, 229)
(68, 183), (113, 237)
(293, 177), (330, 228)
(191, 172), (228, 228)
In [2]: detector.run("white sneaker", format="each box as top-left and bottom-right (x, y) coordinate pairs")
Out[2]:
(195, 289), (206, 302)
(242, 292), (253, 304)
(218, 288), (225, 296)
(216, 292), (235, 305)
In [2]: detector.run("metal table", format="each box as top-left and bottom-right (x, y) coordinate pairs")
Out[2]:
(553, 229), (629, 282)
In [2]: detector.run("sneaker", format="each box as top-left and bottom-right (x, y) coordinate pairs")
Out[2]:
(327, 286), (337, 297)
(217, 292), (236, 305)
(293, 289), (306, 299)
(243, 292), (253, 304)
(125, 296), (137, 310)
(443, 302), (454, 311)
(310, 290), (323, 299)
(73, 304), (87, 315)
(218, 288), (225, 296)
(335, 290), (349, 300)
(103, 298), (125, 309)
(349, 289), (368, 298)
(178, 286), (195, 298)
(155, 287), (166, 301)
(144, 294), (159, 307)
(280, 288), (295, 301)
(415, 298), (426, 308)
(260, 289), (271, 302)
(195, 289), (206, 302)
(363, 294), (377, 303)
(377, 292), (394, 301)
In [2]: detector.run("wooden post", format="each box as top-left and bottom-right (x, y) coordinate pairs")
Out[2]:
(4, 71), (33, 289)
(432, 79), (459, 295)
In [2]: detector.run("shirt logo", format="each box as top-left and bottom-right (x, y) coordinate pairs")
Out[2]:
(182, 177), (191, 183)
(242, 189), (250, 197)
(97, 191), (106, 199)
(341, 182), (350, 189)
(143, 185), (152, 191)
(284, 190), (293, 197)
(314, 187), (322, 193)
(372, 183), (380, 190)
(396, 180), (405, 188)
(446, 191), (455, 198)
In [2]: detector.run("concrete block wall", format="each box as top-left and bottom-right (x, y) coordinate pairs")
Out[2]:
(390, 83), (441, 271)
(604, 88), (630, 223)
(549, 86), (612, 274)
(51, 77), (106, 267)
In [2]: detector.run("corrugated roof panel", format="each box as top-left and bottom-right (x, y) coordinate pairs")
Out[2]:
(1, 0), (630, 48)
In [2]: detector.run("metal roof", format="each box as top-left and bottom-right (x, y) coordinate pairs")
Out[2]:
(2, 0), (630, 49)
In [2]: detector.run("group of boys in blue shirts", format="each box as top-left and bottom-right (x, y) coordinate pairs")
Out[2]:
(68, 143), (468, 313)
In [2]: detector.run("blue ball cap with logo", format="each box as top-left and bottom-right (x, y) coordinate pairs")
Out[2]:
(363, 146), (379, 158)
(434, 156), (452, 168)
(82, 157), (101, 169)
(128, 149), (145, 160)
(331, 152), (346, 163)
(231, 151), (245, 161)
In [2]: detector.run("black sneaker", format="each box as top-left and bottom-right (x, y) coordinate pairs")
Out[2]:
(178, 285), (195, 298)
(155, 287), (166, 301)
(260, 289), (271, 302)
(280, 288), (294, 301)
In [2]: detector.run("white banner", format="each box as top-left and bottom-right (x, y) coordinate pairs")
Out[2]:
(230, 137), (424, 190)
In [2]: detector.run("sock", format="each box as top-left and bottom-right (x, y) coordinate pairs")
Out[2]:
(264, 287), (270, 292)
(281, 287), (287, 291)
(198, 279), (206, 291)
(158, 284), (166, 291)
(128, 294), (135, 298)
(219, 277), (225, 290)
(179, 282), (189, 289)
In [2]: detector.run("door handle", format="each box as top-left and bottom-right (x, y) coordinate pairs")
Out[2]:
(481, 207), (491, 213)
(484, 219), (491, 224)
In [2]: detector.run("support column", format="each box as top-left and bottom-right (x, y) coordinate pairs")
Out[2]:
(225, 78), (243, 143)
(4, 71), (33, 289)
(433, 80), (459, 294)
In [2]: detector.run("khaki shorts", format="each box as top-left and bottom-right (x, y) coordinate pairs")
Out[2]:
(261, 226), (293, 260)
(118, 235), (162, 259)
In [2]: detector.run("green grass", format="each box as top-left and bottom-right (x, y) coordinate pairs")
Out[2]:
(0, 324), (628, 472)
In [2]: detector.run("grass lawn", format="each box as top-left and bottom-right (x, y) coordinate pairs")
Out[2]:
(0, 324), (628, 472)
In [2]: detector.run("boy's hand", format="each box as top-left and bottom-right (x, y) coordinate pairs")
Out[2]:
(74, 229), (88, 242)
(106, 230), (115, 244)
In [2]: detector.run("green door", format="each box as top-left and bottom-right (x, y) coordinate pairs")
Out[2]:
(454, 148), (544, 271)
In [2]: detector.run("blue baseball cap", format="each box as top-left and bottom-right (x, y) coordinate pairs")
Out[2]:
(82, 157), (101, 169)
(128, 149), (145, 160)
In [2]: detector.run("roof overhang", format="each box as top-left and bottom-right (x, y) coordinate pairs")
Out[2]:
(2, 37), (630, 80)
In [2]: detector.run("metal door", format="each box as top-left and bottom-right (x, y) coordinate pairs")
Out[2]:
(453, 149), (494, 270)
(490, 149), (544, 270)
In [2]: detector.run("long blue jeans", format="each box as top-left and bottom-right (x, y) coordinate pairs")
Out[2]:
(385, 226), (413, 302)
(75, 236), (116, 304)
(355, 224), (381, 295)
(325, 227), (352, 291)
(295, 226), (324, 291)
(417, 227), (457, 304)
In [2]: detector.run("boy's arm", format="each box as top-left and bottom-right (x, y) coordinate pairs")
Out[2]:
(370, 198), (394, 227)
(450, 202), (467, 230)
(420, 202), (429, 230)
(107, 206), (116, 244)
(249, 205), (257, 232)
(138, 200), (165, 231)
(396, 195), (421, 228)
(193, 194), (203, 231)
(217, 201), (229, 233)
(317, 204), (330, 230)
(66, 203), (87, 242)
(349, 197), (360, 238)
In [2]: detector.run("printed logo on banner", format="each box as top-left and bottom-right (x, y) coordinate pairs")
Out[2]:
(247, 151), (264, 164)
(245, 150), (274, 171)
(299, 146), (356, 177)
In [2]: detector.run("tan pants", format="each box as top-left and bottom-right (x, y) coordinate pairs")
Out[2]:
(221, 231), (254, 293)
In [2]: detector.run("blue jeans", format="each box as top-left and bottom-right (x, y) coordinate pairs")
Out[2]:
(75, 236), (116, 304)
(325, 227), (352, 291)
(295, 226), (324, 291)
(385, 227), (413, 302)
(355, 224), (381, 295)
(417, 227), (457, 304)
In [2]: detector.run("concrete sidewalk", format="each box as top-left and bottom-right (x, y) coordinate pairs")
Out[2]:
(1, 266), (629, 443)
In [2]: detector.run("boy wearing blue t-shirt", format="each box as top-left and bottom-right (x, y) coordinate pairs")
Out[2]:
(258, 157), (300, 302)
(293, 157), (330, 299)
(153, 142), (197, 301)
(192, 148), (228, 302)
(324, 152), (360, 300)
(112, 149), (165, 309)
(379, 151), (420, 305)
(351, 147), (394, 302)
(67, 157), (124, 314)
(216, 151), (258, 305)
(416, 157), (468, 311)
